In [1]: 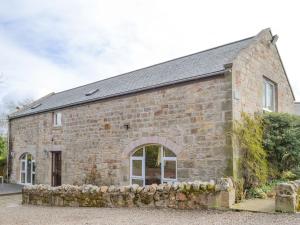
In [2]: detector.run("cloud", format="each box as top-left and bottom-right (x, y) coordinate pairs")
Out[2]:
(0, 0), (299, 117)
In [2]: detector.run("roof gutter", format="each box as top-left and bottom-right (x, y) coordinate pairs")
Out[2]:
(8, 69), (228, 120)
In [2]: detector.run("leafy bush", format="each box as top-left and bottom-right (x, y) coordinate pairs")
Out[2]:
(247, 179), (284, 199)
(234, 113), (268, 189)
(263, 113), (300, 174)
(247, 187), (267, 199)
(0, 136), (7, 156)
(281, 170), (297, 180)
(0, 136), (7, 177)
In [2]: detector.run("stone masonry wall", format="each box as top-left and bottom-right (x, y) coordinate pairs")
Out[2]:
(232, 28), (295, 118)
(10, 75), (233, 185)
(22, 178), (235, 209)
(275, 180), (300, 213)
(230, 29), (295, 177)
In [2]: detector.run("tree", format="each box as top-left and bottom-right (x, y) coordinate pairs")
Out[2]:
(0, 136), (7, 175)
(0, 136), (7, 157)
(0, 98), (34, 136)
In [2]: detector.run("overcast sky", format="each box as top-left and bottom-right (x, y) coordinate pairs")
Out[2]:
(0, 0), (299, 114)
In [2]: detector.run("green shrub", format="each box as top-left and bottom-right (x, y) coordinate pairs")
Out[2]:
(234, 113), (268, 189)
(0, 136), (7, 156)
(247, 187), (267, 199)
(247, 179), (284, 199)
(263, 113), (300, 174)
(0, 136), (7, 177)
(281, 170), (297, 180)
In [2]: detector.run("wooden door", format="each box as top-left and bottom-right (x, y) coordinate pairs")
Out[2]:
(51, 151), (62, 186)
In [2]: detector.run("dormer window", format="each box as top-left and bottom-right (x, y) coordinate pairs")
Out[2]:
(53, 112), (62, 127)
(263, 78), (276, 112)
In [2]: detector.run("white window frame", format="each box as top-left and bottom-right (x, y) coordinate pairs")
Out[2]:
(162, 156), (177, 184)
(263, 78), (276, 112)
(53, 112), (62, 127)
(130, 145), (177, 186)
(20, 159), (26, 184)
(19, 153), (36, 185)
(130, 148), (145, 186)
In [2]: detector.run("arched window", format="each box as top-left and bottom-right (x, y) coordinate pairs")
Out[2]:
(130, 144), (177, 186)
(20, 153), (36, 185)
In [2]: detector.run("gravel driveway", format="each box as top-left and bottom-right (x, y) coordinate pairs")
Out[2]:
(1, 195), (300, 225)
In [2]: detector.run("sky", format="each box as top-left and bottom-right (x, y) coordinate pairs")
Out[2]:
(0, 0), (299, 115)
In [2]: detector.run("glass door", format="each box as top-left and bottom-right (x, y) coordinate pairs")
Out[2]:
(130, 145), (177, 186)
(145, 145), (161, 185)
(162, 147), (177, 183)
(20, 153), (35, 185)
(20, 159), (26, 184)
(130, 148), (145, 186)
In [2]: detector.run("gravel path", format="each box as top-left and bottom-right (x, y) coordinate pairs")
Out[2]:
(1, 195), (300, 225)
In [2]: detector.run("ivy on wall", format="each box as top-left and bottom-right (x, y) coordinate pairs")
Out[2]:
(234, 112), (268, 189)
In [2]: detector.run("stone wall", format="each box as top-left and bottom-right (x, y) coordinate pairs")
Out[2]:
(232, 28), (295, 117)
(231, 29), (295, 178)
(22, 178), (235, 209)
(9, 75), (233, 185)
(275, 180), (300, 213)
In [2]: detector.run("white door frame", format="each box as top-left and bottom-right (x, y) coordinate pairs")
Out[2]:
(19, 154), (35, 185)
(130, 147), (145, 186)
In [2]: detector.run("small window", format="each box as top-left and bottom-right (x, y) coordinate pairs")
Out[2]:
(53, 112), (62, 127)
(263, 78), (276, 112)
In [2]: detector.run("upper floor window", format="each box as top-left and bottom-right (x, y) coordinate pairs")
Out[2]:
(263, 78), (276, 112)
(53, 112), (62, 127)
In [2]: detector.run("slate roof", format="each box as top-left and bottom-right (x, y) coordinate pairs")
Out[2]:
(9, 36), (255, 119)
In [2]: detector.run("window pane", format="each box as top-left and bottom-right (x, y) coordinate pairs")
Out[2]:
(263, 80), (275, 111)
(268, 84), (274, 109)
(54, 112), (62, 126)
(266, 83), (270, 107)
(57, 113), (62, 125)
(131, 179), (143, 186)
(21, 161), (25, 171)
(132, 148), (143, 156)
(163, 147), (176, 157)
(27, 159), (32, 183)
(132, 160), (142, 176)
(21, 173), (25, 183)
(263, 82), (267, 107)
(32, 174), (35, 185)
(163, 160), (176, 179)
(145, 145), (161, 185)
(32, 161), (36, 172)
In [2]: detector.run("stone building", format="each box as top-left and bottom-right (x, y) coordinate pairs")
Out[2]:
(295, 102), (300, 115)
(8, 28), (295, 186)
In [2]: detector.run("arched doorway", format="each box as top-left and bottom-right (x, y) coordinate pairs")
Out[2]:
(20, 153), (36, 185)
(130, 144), (177, 186)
